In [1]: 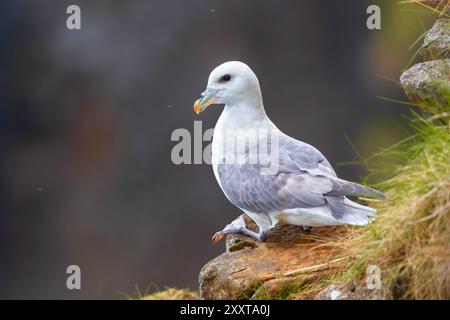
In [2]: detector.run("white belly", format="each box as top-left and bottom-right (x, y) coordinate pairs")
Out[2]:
(269, 207), (345, 227)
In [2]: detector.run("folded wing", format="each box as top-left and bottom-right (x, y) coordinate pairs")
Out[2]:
(216, 134), (384, 219)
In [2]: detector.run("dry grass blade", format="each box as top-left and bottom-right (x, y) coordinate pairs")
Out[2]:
(399, 0), (450, 17)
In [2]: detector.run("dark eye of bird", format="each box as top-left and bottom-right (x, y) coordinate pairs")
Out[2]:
(221, 74), (231, 82)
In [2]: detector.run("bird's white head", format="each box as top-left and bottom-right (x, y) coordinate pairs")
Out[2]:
(193, 61), (262, 114)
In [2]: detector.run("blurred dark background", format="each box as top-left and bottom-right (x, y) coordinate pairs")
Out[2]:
(0, 0), (434, 298)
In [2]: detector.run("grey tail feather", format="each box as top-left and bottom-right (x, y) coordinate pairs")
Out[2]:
(326, 178), (385, 199)
(339, 198), (377, 226)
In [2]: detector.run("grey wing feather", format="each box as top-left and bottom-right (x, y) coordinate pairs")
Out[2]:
(217, 134), (383, 218)
(282, 135), (384, 199)
(281, 136), (338, 177)
(325, 178), (385, 199)
(324, 196), (346, 219)
(217, 163), (330, 213)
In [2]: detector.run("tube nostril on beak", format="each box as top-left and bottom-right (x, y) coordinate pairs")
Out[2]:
(200, 91), (208, 99)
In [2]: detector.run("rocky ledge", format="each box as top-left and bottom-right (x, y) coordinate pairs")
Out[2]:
(199, 216), (351, 299)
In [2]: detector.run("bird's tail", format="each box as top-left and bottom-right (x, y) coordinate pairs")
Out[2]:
(327, 178), (385, 199)
(338, 198), (377, 226)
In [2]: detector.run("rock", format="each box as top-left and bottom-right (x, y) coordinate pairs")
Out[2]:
(400, 59), (450, 105)
(315, 283), (383, 300)
(199, 218), (350, 300)
(419, 19), (450, 61)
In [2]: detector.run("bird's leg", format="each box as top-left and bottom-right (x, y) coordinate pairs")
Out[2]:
(212, 215), (264, 243)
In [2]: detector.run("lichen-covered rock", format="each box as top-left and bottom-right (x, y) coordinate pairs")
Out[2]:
(400, 59), (450, 105)
(315, 283), (383, 300)
(419, 19), (450, 61)
(198, 220), (350, 300)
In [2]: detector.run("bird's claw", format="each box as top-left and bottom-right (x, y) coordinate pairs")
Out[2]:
(211, 214), (268, 243)
(212, 232), (225, 244)
(211, 215), (247, 244)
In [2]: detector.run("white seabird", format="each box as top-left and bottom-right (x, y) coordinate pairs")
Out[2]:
(193, 61), (384, 242)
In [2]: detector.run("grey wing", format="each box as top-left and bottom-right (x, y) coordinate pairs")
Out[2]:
(282, 136), (384, 199)
(217, 135), (382, 218)
(280, 135), (337, 177)
(217, 163), (332, 214)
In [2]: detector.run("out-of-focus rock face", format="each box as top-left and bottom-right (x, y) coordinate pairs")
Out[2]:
(400, 59), (450, 105)
(199, 221), (349, 300)
(419, 19), (450, 61)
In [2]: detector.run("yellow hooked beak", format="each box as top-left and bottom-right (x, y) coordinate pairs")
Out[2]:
(193, 88), (219, 114)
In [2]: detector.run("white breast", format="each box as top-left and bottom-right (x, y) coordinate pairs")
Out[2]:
(211, 104), (278, 191)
